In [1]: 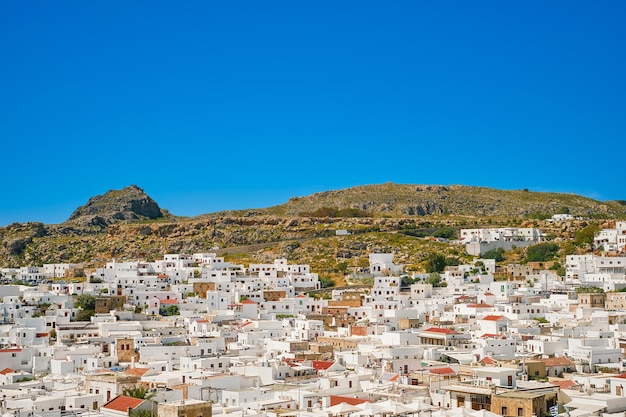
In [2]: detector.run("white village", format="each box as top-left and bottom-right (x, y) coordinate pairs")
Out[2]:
(3, 220), (626, 417)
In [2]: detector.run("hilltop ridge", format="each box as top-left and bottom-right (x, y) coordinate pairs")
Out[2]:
(212, 183), (626, 218)
(0, 183), (624, 268)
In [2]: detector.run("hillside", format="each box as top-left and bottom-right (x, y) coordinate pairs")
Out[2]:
(257, 183), (626, 218)
(0, 183), (623, 269)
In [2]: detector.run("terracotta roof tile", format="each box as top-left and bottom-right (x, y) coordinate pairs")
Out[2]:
(423, 327), (459, 335)
(312, 360), (335, 370)
(550, 380), (579, 389)
(481, 315), (505, 321)
(103, 395), (145, 412)
(124, 368), (151, 377)
(329, 396), (370, 406)
(429, 367), (456, 375)
(542, 357), (574, 367)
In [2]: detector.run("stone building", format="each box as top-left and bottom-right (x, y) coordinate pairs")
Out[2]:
(578, 292), (606, 308)
(158, 399), (212, 417)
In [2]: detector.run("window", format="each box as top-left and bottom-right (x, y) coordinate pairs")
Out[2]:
(501, 407), (507, 415)
(517, 407), (523, 416)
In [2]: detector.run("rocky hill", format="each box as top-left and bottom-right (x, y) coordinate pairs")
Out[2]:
(0, 183), (624, 270)
(254, 183), (626, 218)
(66, 185), (166, 226)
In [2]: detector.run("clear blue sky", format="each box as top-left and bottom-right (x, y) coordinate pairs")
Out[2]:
(2, 1), (625, 226)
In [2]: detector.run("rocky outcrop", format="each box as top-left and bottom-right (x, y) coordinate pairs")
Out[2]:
(67, 185), (164, 226)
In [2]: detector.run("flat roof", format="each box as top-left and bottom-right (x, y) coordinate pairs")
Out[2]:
(443, 384), (492, 395)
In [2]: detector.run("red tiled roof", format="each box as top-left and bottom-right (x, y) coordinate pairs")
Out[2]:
(158, 274), (169, 278)
(159, 299), (178, 305)
(480, 357), (497, 365)
(329, 396), (370, 406)
(312, 360), (335, 371)
(0, 368), (15, 375)
(124, 367), (151, 377)
(0, 349), (22, 353)
(467, 303), (493, 308)
(423, 327), (459, 335)
(481, 333), (502, 338)
(429, 367), (456, 375)
(550, 380), (579, 389)
(241, 299), (257, 304)
(481, 315), (505, 321)
(103, 395), (145, 412)
(36, 332), (50, 337)
(542, 357), (574, 367)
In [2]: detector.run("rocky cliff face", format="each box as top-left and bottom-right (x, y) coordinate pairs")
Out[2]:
(67, 185), (164, 226)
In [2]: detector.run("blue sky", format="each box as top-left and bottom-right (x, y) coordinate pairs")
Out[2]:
(2, 1), (625, 226)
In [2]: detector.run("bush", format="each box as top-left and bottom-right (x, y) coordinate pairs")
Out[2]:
(575, 223), (599, 246)
(482, 248), (506, 262)
(302, 207), (370, 218)
(319, 276), (336, 288)
(445, 257), (460, 267)
(575, 286), (604, 294)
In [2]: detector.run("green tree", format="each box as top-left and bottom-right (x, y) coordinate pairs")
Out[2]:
(336, 261), (349, 274)
(482, 247), (506, 262)
(123, 386), (156, 400)
(525, 243), (559, 262)
(557, 206), (570, 214)
(445, 257), (460, 267)
(160, 305), (179, 316)
(130, 410), (153, 417)
(74, 294), (96, 310)
(401, 276), (419, 286)
(432, 227), (455, 239)
(319, 275), (336, 288)
(426, 273), (447, 287)
(575, 223), (599, 246)
(75, 310), (94, 321)
(425, 253), (446, 273)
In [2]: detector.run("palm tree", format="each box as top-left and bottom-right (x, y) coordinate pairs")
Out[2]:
(122, 386), (156, 401)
